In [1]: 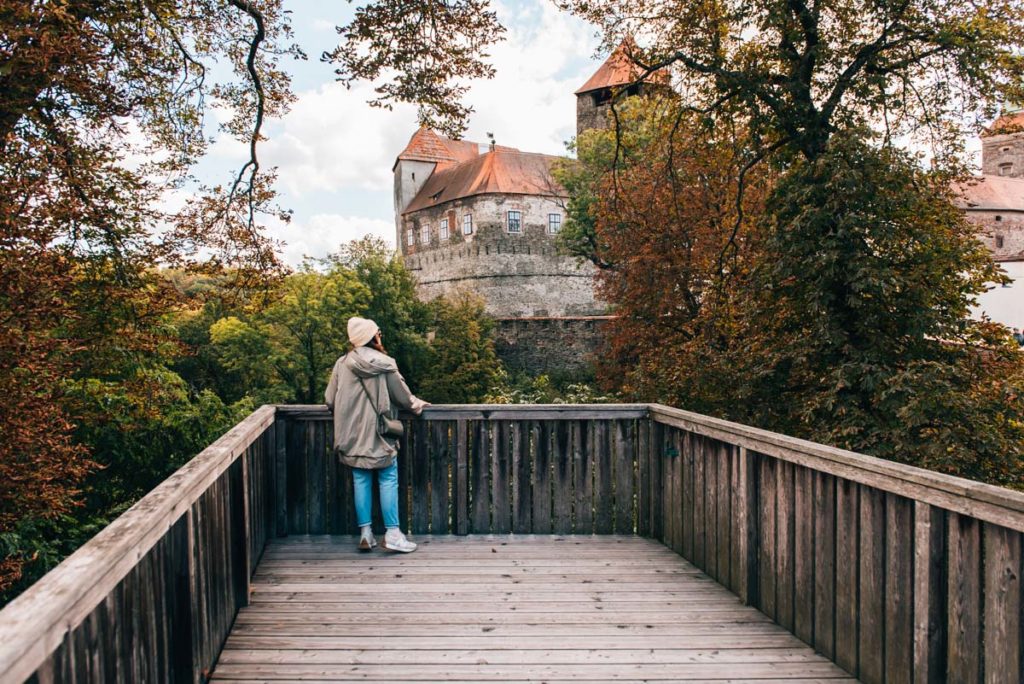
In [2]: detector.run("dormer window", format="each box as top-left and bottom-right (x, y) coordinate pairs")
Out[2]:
(440, 217), (449, 240)
(507, 210), (522, 234)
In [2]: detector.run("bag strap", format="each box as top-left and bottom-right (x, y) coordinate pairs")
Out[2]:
(357, 376), (385, 419)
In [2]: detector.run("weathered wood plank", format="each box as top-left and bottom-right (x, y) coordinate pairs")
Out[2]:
(813, 471), (836, 660)
(947, 511), (982, 684)
(594, 421), (613, 534)
(430, 421), (450, 534)
(614, 420), (635, 535)
(573, 421), (593, 534)
(858, 485), (885, 684)
(776, 459), (796, 633)
(983, 522), (1022, 684)
(758, 454), (778, 621)
(533, 421), (552, 535)
(286, 419), (307, 535)
(492, 422), (511, 534)
(650, 420), (664, 545)
(307, 421), (325, 534)
(731, 446), (755, 604)
(885, 493), (913, 684)
(702, 435), (717, 578)
(681, 429), (693, 560)
(454, 420), (469, 536)
(793, 465), (814, 645)
(470, 420), (490, 534)
(715, 441), (731, 590)
(637, 418), (651, 538)
(834, 478), (859, 676)
(411, 419), (430, 535)
(913, 502), (946, 684)
(552, 421), (572, 535)
(512, 421), (532, 534)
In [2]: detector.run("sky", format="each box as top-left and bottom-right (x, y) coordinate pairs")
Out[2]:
(198, 0), (603, 266)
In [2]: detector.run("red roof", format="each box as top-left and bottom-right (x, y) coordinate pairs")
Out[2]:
(956, 176), (1024, 211)
(403, 149), (566, 214)
(575, 38), (670, 95)
(394, 128), (481, 168)
(984, 111), (1024, 137)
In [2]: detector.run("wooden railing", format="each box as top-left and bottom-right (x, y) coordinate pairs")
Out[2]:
(2, 402), (1022, 683)
(0, 406), (276, 684)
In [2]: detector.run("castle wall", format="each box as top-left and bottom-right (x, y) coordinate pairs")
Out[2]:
(494, 317), (611, 375)
(401, 193), (604, 318)
(966, 210), (1024, 261)
(576, 92), (608, 137)
(982, 133), (1024, 178)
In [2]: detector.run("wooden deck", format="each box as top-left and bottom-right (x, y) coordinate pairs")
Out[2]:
(213, 535), (855, 682)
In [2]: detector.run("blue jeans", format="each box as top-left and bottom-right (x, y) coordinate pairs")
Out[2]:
(352, 459), (399, 529)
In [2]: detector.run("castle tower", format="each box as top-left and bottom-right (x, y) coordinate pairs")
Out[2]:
(574, 38), (670, 137)
(981, 105), (1024, 178)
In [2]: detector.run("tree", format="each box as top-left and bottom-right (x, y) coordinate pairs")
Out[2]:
(558, 0), (1024, 162)
(419, 292), (501, 404)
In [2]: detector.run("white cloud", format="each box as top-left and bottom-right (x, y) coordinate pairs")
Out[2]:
(267, 212), (395, 267)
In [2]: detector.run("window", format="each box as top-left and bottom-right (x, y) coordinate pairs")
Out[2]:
(421, 224), (430, 244)
(999, 163), (1013, 176)
(548, 213), (562, 234)
(440, 217), (449, 240)
(406, 228), (414, 246)
(507, 210), (522, 234)
(996, 235), (1005, 249)
(462, 214), (473, 235)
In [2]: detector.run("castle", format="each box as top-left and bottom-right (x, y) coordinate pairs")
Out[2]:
(391, 43), (663, 373)
(392, 46), (1024, 369)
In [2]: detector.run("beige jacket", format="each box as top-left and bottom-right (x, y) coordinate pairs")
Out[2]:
(324, 347), (426, 469)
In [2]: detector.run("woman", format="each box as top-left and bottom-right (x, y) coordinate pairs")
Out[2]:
(325, 317), (428, 552)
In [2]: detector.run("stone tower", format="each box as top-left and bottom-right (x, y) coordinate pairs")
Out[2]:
(982, 105), (1024, 178)
(574, 39), (670, 137)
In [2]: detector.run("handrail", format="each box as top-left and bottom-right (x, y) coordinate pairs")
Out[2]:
(650, 403), (1024, 532)
(0, 405), (276, 684)
(276, 403), (650, 420)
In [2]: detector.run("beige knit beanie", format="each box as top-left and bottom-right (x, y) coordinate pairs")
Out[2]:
(347, 317), (379, 347)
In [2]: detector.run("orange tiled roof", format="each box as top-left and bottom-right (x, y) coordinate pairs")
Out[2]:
(575, 38), (670, 95)
(984, 111), (1024, 137)
(394, 128), (482, 168)
(956, 175), (1024, 211)
(403, 148), (566, 214)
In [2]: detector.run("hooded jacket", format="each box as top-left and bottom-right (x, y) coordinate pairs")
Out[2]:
(325, 346), (426, 469)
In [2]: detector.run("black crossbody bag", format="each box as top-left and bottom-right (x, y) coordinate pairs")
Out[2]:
(357, 376), (405, 439)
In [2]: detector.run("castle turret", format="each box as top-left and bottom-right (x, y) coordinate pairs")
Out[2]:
(982, 105), (1024, 178)
(574, 38), (670, 137)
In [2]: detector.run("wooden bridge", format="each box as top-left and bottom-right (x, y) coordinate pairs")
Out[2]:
(0, 403), (1021, 682)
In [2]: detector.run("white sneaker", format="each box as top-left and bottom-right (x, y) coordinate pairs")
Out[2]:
(382, 529), (417, 553)
(358, 528), (377, 551)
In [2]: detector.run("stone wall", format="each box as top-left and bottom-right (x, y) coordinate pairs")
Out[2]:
(402, 193), (604, 318)
(494, 317), (611, 375)
(966, 209), (1024, 261)
(982, 133), (1024, 178)
(576, 91), (608, 137)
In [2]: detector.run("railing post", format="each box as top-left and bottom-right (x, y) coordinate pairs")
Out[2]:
(455, 419), (469, 535)
(734, 445), (757, 606)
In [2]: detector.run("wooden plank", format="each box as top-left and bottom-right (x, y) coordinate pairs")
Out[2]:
(776, 460), (795, 633)
(885, 493), (913, 684)
(834, 477), (859, 676)
(731, 446), (755, 604)
(552, 421), (572, 535)
(650, 405), (1024, 532)
(572, 421), (593, 534)
(594, 421), (613, 534)
(680, 429), (692, 559)
(277, 404), (652, 421)
(913, 501), (946, 684)
(511, 421), (532, 534)
(813, 471), (836, 660)
(454, 420), (469, 536)
(858, 486), (885, 684)
(637, 418), (651, 538)
(793, 465), (814, 645)
(614, 420), (635, 535)
(411, 419), (430, 535)
(983, 522), (1022, 683)
(286, 419), (307, 535)
(947, 512), (982, 683)
(470, 420), (490, 533)
(275, 417), (287, 538)
(533, 421), (552, 535)
(430, 421), (450, 534)
(758, 454), (777, 621)
(702, 435), (717, 578)
(715, 442), (731, 590)
(650, 420), (664, 545)
(492, 422), (511, 534)
(307, 421), (325, 534)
